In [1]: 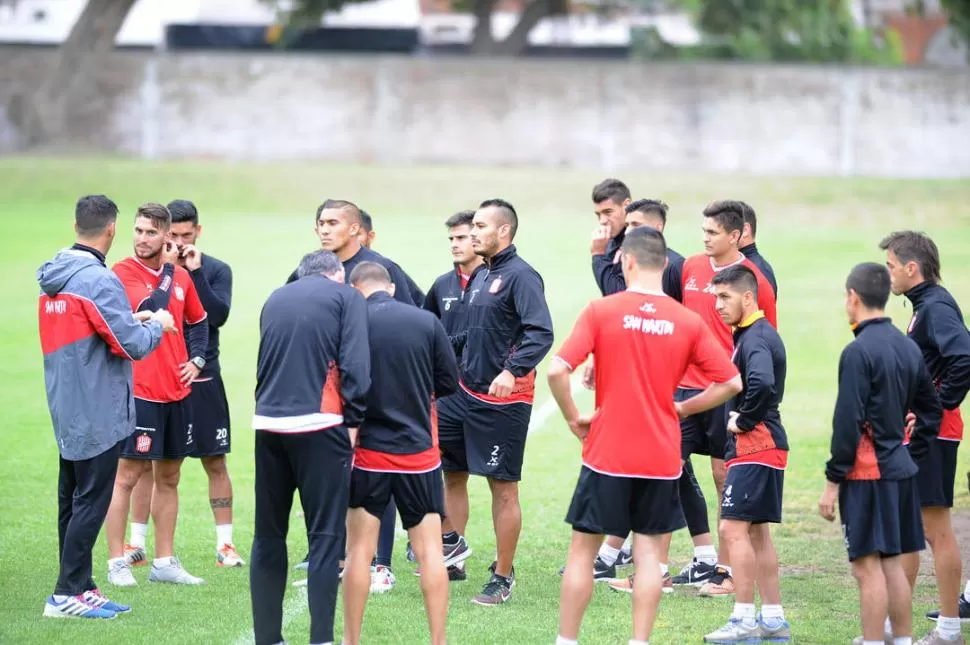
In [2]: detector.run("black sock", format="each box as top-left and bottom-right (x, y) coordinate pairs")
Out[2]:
(442, 531), (460, 545)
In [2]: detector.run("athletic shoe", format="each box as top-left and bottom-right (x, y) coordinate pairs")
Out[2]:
(43, 594), (116, 620)
(616, 549), (634, 568)
(149, 557), (205, 585)
(914, 631), (966, 645)
(83, 588), (131, 614)
(217, 543), (246, 568)
(703, 617), (761, 643)
(123, 544), (148, 567)
(607, 572), (674, 594)
(406, 541), (417, 564)
(557, 555), (618, 581)
(442, 535), (472, 568)
(851, 634), (892, 645)
(698, 567), (735, 597)
(671, 558), (717, 586)
(927, 595), (970, 622)
(448, 563), (467, 581)
(758, 615), (792, 643)
(107, 559), (137, 587)
(294, 553), (310, 571)
(369, 565), (396, 594)
(471, 572), (514, 606)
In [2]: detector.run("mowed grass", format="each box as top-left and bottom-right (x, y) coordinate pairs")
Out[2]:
(0, 156), (968, 645)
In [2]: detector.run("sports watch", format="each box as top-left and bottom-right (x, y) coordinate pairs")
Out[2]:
(190, 356), (206, 371)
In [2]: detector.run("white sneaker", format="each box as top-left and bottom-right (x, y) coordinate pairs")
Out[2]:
(704, 617), (761, 643)
(148, 557), (205, 585)
(369, 565), (396, 594)
(107, 559), (137, 587)
(217, 544), (246, 568)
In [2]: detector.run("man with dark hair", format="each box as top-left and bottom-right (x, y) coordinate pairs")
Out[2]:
(703, 264), (791, 643)
(550, 226), (741, 645)
(342, 262), (458, 645)
(820, 262), (941, 645)
(356, 209), (425, 305)
(38, 195), (174, 619)
(879, 231), (970, 644)
(251, 248), (370, 645)
(623, 199), (685, 302)
(738, 202), (778, 298)
(677, 200), (778, 597)
(444, 198), (554, 605)
(590, 178), (632, 296)
(423, 209), (484, 582)
(106, 203), (209, 586)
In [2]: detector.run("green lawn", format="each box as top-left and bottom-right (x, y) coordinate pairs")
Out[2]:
(1, 157), (969, 645)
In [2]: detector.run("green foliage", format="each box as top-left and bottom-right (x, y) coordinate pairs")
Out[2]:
(939, 0), (970, 62)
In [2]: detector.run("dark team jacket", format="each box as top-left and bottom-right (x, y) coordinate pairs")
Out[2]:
(825, 317), (942, 483)
(456, 245), (554, 401)
(591, 231), (685, 301)
(424, 265), (468, 338)
(356, 292), (459, 469)
(905, 282), (970, 418)
(184, 254), (231, 377)
(253, 274), (370, 432)
(725, 313), (789, 467)
(740, 244), (778, 299)
(286, 246), (415, 306)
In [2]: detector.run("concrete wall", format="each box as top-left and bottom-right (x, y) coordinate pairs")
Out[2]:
(2, 48), (969, 177)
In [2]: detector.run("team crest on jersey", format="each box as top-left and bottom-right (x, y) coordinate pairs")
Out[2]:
(639, 302), (657, 313)
(685, 276), (699, 291)
(135, 434), (153, 454)
(489, 277), (503, 294)
(174, 285), (185, 301)
(908, 313), (918, 334)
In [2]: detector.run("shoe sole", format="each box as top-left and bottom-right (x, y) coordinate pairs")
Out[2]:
(107, 578), (137, 587)
(443, 547), (473, 568)
(43, 606), (116, 620)
(216, 561), (245, 568)
(673, 579), (710, 587)
(698, 589), (735, 597)
(470, 594), (511, 606)
(760, 637), (792, 643)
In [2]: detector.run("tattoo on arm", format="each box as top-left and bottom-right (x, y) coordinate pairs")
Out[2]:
(210, 497), (233, 509)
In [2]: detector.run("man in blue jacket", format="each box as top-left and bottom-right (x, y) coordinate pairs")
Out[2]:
(38, 195), (174, 619)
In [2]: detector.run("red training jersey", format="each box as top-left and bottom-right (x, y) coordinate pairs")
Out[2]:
(554, 289), (739, 479)
(680, 254), (777, 390)
(113, 258), (207, 402)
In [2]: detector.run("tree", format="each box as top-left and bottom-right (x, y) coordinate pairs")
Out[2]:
(934, 0), (970, 61)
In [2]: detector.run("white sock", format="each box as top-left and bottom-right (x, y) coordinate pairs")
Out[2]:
(893, 638), (912, 645)
(937, 615), (961, 639)
(556, 637), (578, 645)
(695, 544), (717, 565)
(52, 594), (68, 602)
(622, 535), (633, 551)
(761, 604), (784, 621)
(732, 602), (757, 622)
(153, 557), (173, 567)
(659, 563), (669, 576)
(597, 544), (620, 566)
(216, 524), (233, 548)
(130, 522), (148, 549)
(884, 617), (892, 634)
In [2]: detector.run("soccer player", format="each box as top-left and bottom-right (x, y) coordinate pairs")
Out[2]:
(819, 262), (942, 645)
(678, 200), (778, 597)
(880, 231), (970, 644)
(423, 209), (483, 581)
(251, 250), (369, 645)
(549, 226), (742, 645)
(39, 195), (173, 619)
(703, 265), (791, 643)
(358, 209), (425, 305)
(452, 198), (554, 605)
(737, 202), (778, 298)
(343, 262), (459, 645)
(105, 203), (209, 586)
(589, 178), (632, 297)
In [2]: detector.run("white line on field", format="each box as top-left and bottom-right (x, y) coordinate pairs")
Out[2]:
(230, 373), (584, 644)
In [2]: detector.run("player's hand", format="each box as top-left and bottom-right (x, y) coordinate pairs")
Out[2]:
(162, 240), (180, 266)
(488, 370), (516, 399)
(904, 411), (916, 436)
(568, 415), (593, 442)
(151, 309), (177, 333)
(582, 363), (595, 390)
(674, 401), (687, 420)
(727, 411), (741, 434)
(179, 361), (201, 386)
(133, 310), (153, 322)
(181, 244), (202, 271)
(818, 481), (839, 522)
(590, 225), (611, 256)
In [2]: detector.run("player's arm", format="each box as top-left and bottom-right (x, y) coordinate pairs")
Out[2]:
(824, 344), (870, 484)
(928, 305), (970, 410)
(677, 331), (742, 417)
(909, 353), (943, 462)
(548, 304), (595, 431)
(431, 316), (459, 399)
(91, 275), (165, 360)
(183, 278), (209, 360)
(190, 262), (232, 328)
(733, 335), (775, 432)
(136, 263), (176, 312)
(504, 271), (555, 377)
(662, 257), (684, 303)
(591, 254), (625, 296)
(423, 280), (440, 316)
(338, 290), (372, 428)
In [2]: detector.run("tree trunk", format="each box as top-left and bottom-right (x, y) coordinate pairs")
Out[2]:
(11, 0), (137, 146)
(490, 0), (556, 56)
(470, 0), (498, 55)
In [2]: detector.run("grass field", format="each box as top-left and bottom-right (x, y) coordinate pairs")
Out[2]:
(1, 157), (969, 645)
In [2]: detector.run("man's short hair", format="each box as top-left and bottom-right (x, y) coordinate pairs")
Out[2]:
(315, 199), (362, 225)
(348, 261), (391, 287)
(167, 199), (199, 225)
(711, 264), (759, 300)
(625, 199), (669, 224)
(360, 210), (373, 233)
(297, 250), (342, 279)
(739, 201), (757, 238)
(846, 262), (891, 310)
(878, 230), (942, 285)
(135, 203), (171, 231)
(702, 200), (745, 236)
(620, 226), (667, 270)
(75, 195), (118, 236)
(445, 209), (476, 229)
(479, 198), (519, 240)
(592, 178), (631, 205)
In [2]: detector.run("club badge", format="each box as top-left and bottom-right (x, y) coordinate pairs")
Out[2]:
(489, 277), (503, 294)
(135, 434), (153, 454)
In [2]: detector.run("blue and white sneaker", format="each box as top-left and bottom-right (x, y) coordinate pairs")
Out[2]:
(43, 594), (116, 619)
(758, 615), (791, 643)
(703, 617), (761, 644)
(84, 589), (131, 614)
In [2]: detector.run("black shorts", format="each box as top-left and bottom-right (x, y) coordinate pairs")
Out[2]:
(839, 477), (925, 562)
(721, 464), (784, 524)
(912, 439), (958, 508)
(187, 376), (232, 457)
(349, 467), (445, 530)
(439, 388), (532, 482)
(676, 388), (728, 460)
(123, 398), (192, 460)
(566, 466), (687, 536)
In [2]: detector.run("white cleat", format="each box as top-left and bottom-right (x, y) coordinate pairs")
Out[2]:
(217, 543), (246, 568)
(369, 565), (396, 594)
(107, 559), (137, 587)
(149, 557), (205, 585)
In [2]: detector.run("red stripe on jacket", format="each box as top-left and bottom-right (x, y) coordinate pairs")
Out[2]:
(39, 293), (131, 359)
